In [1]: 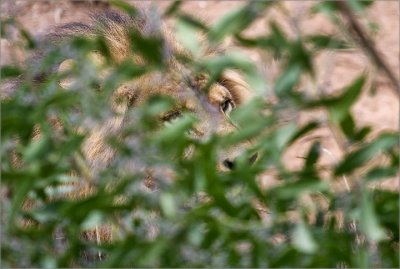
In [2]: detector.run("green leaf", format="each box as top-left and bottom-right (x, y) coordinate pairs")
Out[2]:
(223, 99), (268, 145)
(360, 192), (386, 242)
(199, 51), (254, 78)
(235, 21), (289, 57)
(1, 101), (35, 141)
(128, 30), (164, 65)
(311, 2), (338, 17)
(177, 14), (208, 31)
(188, 224), (204, 246)
(335, 133), (398, 175)
(348, 0), (374, 12)
(160, 193), (177, 218)
(269, 178), (328, 199)
(208, 1), (272, 43)
(269, 21), (289, 50)
(0, 66), (22, 78)
(306, 35), (350, 50)
(305, 141), (320, 169)
(372, 190), (399, 242)
(292, 220), (318, 254)
(109, 0), (138, 16)
(9, 178), (34, 226)
(138, 239), (168, 266)
(208, 7), (250, 43)
(339, 113), (356, 138)
(287, 41), (313, 75)
(274, 64), (301, 98)
(366, 167), (398, 181)
(41, 256), (57, 269)
(154, 114), (195, 144)
(20, 28), (36, 49)
(164, 0), (182, 17)
(23, 135), (52, 163)
(352, 126), (372, 142)
(275, 123), (298, 151)
(176, 17), (201, 57)
(199, 52), (263, 94)
(81, 211), (104, 230)
(329, 75), (366, 123)
(288, 121), (319, 145)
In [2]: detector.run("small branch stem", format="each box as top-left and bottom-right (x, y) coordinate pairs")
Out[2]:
(337, 1), (400, 98)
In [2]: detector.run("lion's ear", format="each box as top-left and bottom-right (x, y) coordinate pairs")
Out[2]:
(58, 52), (107, 90)
(219, 70), (254, 105)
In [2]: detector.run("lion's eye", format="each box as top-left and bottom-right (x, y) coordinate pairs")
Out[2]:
(220, 99), (234, 115)
(162, 111), (182, 126)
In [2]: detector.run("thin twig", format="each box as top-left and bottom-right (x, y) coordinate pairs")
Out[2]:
(321, 148), (351, 192)
(336, 1), (400, 98)
(95, 225), (102, 261)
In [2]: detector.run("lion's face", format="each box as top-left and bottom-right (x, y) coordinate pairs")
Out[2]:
(52, 10), (258, 173)
(123, 68), (256, 171)
(60, 53), (256, 172)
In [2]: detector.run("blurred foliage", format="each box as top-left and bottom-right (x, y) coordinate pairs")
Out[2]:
(1, 0), (399, 268)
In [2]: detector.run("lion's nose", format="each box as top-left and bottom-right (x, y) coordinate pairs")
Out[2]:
(222, 153), (258, 170)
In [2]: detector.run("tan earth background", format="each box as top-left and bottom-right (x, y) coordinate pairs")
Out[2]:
(1, 1), (399, 190)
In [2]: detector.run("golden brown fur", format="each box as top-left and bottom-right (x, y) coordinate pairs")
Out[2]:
(4, 8), (256, 243)
(50, 10), (256, 173)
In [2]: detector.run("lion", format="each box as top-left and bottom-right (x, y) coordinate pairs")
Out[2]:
(2, 8), (258, 246)
(46, 10), (256, 174)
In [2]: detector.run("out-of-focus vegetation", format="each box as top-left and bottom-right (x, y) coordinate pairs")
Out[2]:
(1, 0), (398, 267)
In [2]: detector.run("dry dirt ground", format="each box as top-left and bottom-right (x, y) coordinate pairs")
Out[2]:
(1, 1), (399, 189)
